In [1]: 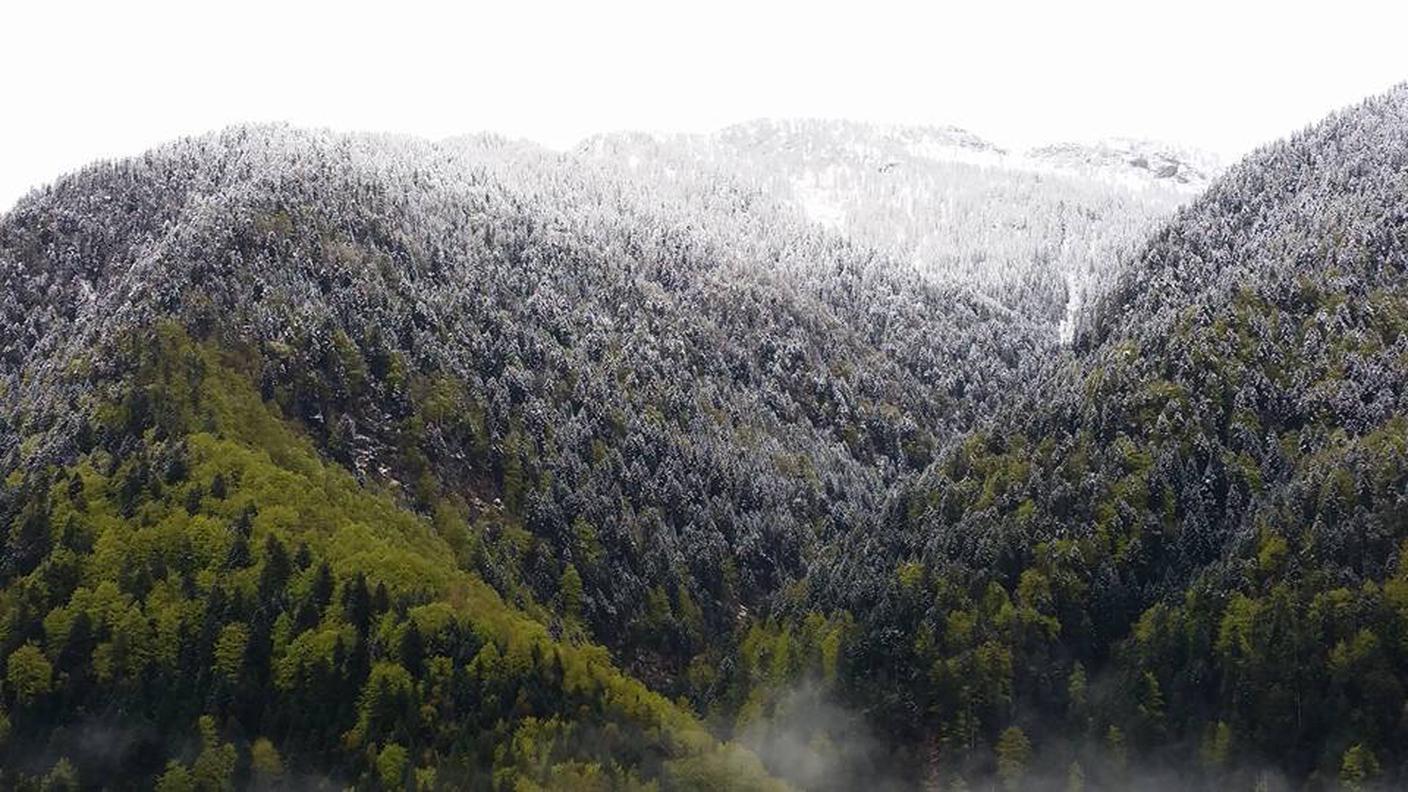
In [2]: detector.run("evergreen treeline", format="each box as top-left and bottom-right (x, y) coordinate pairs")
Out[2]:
(0, 123), (1048, 680)
(790, 86), (1408, 789)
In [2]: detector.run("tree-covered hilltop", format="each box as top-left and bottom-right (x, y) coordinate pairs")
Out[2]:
(0, 325), (787, 789)
(777, 85), (1408, 788)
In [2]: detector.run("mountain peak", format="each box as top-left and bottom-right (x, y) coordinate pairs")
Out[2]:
(1024, 136), (1223, 192)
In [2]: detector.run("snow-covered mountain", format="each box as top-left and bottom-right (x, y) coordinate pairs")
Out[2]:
(12, 85), (1408, 791)
(1024, 137), (1222, 191)
(577, 119), (1222, 341)
(700, 119), (1222, 192)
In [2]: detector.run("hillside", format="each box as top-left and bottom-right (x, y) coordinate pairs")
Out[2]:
(0, 325), (787, 789)
(787, 85), (1408, 789)
(3, 84), (1407, 790)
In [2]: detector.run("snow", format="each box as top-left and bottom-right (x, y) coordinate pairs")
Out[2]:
(577, 118), (1223, 340)
(792, 178), (847, 228)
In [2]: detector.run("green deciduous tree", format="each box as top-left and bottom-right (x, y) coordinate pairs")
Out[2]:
(995, 726), (1031, 791)
(6, 644), (53, 704)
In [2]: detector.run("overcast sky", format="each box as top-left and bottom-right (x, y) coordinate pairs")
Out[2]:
(3, 0), (1405, 212)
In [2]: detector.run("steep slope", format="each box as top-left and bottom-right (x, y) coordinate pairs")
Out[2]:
(789, 85), (1408, 789)
(0, 326), (786, 789)
(0, 126), (1051, 660)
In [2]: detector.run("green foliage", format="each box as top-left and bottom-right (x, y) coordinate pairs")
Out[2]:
(40, 758), (78, 792)
(1340, 744), (1380, 791)
(559, 564), (584, 621)
(5, 644), (51, 704)
(0, 328), (782, 790)
(212, 623), (248, 681)
(192, 715), (237, 791)
(249, 737), (284, 785)
(376, 742), (408, 790)
(155, 761), (194, 792)
(994, 726), (1031, 791)
(1199, 721), (1231, 772)
(896, 561), (924, 593)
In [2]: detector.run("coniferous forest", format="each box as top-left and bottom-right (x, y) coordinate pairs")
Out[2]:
(2, 84), (1408, 790)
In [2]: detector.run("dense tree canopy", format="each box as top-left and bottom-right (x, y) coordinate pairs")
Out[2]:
(1, 84), (1407, 789)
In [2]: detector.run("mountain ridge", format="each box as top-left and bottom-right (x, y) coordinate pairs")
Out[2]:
(579, 117), (1223, 192)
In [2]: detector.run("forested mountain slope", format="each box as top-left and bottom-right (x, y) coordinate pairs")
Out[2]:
(787, 85), (1408, 790)
(3, 82), (1406, 791)
(0, 122), (1060, 788)
(0, 125), (1056, 662)
(0, 325), (787, 789)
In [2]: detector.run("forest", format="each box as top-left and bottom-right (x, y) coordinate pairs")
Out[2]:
(0, 85), (1407, 789)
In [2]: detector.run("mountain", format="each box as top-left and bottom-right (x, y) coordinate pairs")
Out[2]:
(3, 84), (1407, 791)
(0, 327), (787, 790)
(578, 119), (1222, 340)
(789, 86), (1408, 788)
(0, 123), (1057, 788)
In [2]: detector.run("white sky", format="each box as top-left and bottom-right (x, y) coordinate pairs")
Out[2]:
(3, 0), (1406, 212)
